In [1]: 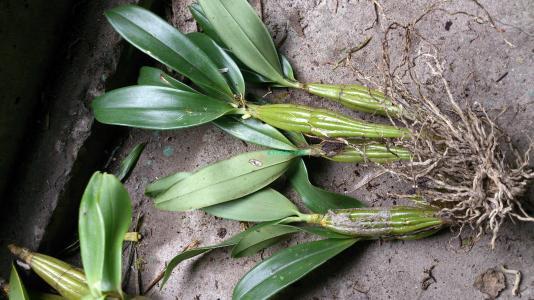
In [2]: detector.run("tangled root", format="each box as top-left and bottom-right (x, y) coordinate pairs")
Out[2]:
(389, 54), (534, 248)
(351, 1), (534, 247)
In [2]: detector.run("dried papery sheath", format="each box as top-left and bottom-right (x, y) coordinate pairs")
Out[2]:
(302, 83), (403, 117)
(307, 206), (444, 240)
(8, 245), (89, 300)
(247, 104), (409, 139)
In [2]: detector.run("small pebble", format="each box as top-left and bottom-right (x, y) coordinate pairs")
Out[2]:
(163, 146), (174, 157)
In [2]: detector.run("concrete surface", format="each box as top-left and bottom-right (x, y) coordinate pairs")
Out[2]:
(0, 0), (140, 278)
(112, 0), (534, 299)
(0, 0), (72, 204)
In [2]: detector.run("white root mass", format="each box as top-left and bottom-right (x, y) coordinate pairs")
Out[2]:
(390, 53), (533, 248)
(351, 1), (534, 247)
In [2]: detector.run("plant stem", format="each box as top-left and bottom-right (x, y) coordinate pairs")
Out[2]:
(295, 82), (404, 117)
(292, 207), (445, 240)
(247, 103), (409, 139)
(279, 79), (303, 89)
(8, 245), (90, 299)
(309, 142), (412, 163)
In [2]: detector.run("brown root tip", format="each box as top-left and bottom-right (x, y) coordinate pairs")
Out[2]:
(0, 278), (8, 295)
(7, 244), (33, 265)
(7, 244), (20, 255)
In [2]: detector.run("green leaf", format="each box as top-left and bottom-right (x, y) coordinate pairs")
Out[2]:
(116, 142), (146, 182)
(284, 131), (308, 148)
(189, 3), (225, 47)
(105, 5), (233, 100)
(231, 223), (300, 258)
(161, 230), (247, 287)
(9, 265), (30, 300)
(78, 172), (132, 297)
(203, 188), (299, 222)
(92, 86), (234, 130)
(189, 2), (296, 87)
(154, 150), (297, 211)
(147, 172), (300, 221)
(145, 171), (191, 197)
(160, 224), (351, 291)
(240, 68), (273, 85)
(288, 159), (364, 213)
(213, 116), (297, 151)
(297, 226), (353, 239)
(239, 57), (296, 87)
(233, 238), (358, 299)
(137, 66), (197, 93)
(238, 54), (296, 87)
(280, 54), (296, 81)
(198, 0), (288, 85)
(187, 32), (245, 96)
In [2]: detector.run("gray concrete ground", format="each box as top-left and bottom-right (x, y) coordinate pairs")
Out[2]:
(111, 0), (534, 299)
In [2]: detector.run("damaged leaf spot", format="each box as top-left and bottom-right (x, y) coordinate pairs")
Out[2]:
(249, 159), (263, 167)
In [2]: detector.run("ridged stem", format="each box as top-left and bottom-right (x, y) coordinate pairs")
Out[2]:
(309, 142), (412, 163)
(301, 206), (445, 240)
(8, 245), (90, 300)
(247, 103), (409, 139)
(299, 82), (404, 117)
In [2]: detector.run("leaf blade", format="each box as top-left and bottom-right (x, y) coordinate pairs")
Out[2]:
(161, 231), (247, 287)
(116, 142), (146, 182)
(187, 32), (245, 96)
(154, 150), (297, 211)
(9, 265), (30, 300)
(145, 171), (192, 197)
(189, 3), (225, 46)
(198, 0), (286, 84)
(203, 188), (299, 222)
(213, 116), (297, 151)
(231, 224), (300, 258)
(233, 238), (358, 300)
(137, 66), (197, 93)
(280, 54), (296, 81)
(92, 86), (234, 130)
(105, 5), (233, 99)
(288, 159), (365, 213)
(78, 172), (132, 297)
(297, 226), (353, 239)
